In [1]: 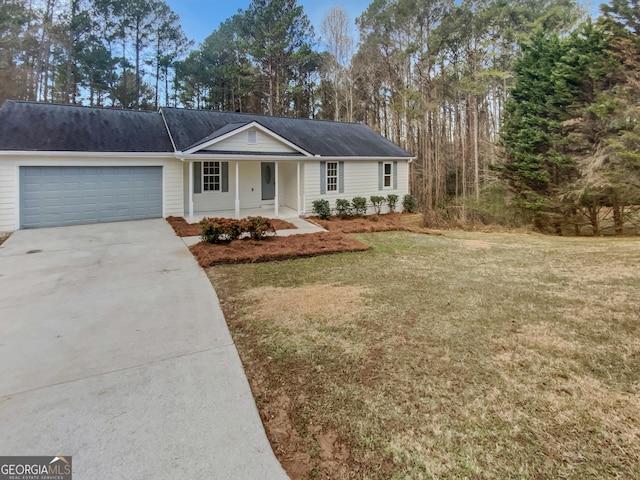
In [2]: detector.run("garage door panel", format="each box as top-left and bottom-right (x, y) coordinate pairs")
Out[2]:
(20, 166), (163, 228)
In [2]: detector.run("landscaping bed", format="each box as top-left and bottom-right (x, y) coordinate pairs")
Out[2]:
(170, 213), (443, 266)
(309, 212), (442, 235)
(190, 232), (371, 266)
(166, 215), (296, 237)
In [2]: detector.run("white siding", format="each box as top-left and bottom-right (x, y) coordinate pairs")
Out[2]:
(0, 162), (17, 232)
(203, 129), (299, 154)
(0, 154), (182, 232)
(191, 161), (262, 213)
(304, 160), (410, 215)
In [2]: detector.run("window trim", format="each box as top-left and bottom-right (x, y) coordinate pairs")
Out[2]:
(202, 161), (221, 192)
(326, 161), (338, 192)
(383, 161), (393, 189)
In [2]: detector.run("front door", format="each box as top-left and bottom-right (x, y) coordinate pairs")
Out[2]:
(261, 162), (275, 201)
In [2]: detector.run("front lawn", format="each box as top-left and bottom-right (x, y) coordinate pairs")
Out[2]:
(209, 230), (640, 479)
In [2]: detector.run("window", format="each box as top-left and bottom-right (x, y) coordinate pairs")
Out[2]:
(383, 162), (392, 188)
(203, 161), (221, 191)
(326, 162), (338, 192)
(248, 130), (257, 144)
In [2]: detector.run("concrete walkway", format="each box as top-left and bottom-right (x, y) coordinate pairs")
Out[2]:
(0, 219), (288, 479)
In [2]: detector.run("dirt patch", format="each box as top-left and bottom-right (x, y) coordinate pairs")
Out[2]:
(166, 216), (296, 237)
(190, 232), (370, 266)
(262, 391), (314, 479)
(243, 284), (370, 328)
(310, 212), (443, 235)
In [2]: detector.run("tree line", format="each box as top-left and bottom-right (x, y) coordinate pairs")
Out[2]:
(0, 0), (191, 108)
(501, 0), (640, 234)
(2, 0), (639, 234)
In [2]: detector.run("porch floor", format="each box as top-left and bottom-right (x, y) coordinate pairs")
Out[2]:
(185, 206), (299, 223)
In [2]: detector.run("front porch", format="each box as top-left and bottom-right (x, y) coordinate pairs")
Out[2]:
(185, 205), (299, 223)
(182, 159), (306, 223)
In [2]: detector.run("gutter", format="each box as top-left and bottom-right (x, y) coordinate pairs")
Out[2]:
(0, 151), (173, 158)
(174, 153), (415, 162)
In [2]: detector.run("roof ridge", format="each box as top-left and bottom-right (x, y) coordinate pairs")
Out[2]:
(161, 106), (365, 126)
(9, 100), (159, 114)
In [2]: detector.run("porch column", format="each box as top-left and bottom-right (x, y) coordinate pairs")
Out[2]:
(274, 161), (279, 217)
(235, 161), (240, 218)
(188, 160), (194, 222)
(296, 161), (301, 215)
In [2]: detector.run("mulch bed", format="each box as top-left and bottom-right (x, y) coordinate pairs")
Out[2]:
(166, 215), (296, 237)
(171, 213), (443, 266)
(190, 232), (371, 267)
(309, 212), (443, 235)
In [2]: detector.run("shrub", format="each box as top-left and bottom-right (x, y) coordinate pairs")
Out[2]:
(335, 198), (352, 219)
(312, 199), (331, 219)
(403, 194), (416, 213)
(351, 197), (368, 216)
(386, 194), (399, 213)
(224, 219), (244, 240)
(243, 216), (275, 240)
(370, 195), (385, 215)
(200, 217), (224, 243)
(200, 217), (243, 243)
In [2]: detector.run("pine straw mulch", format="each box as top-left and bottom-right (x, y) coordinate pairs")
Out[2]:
(166, 215), (297, 237)
(185, 213), (443, 267)
(309, 212), (443, 235)
(190, 232), (371, 266)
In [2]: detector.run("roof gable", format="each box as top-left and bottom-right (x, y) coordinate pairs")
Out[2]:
(185, 121), (310, 156)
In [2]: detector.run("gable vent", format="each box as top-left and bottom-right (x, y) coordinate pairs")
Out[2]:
(248, 130), (257, 144)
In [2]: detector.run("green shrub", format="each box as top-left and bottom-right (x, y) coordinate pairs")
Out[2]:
(386, 194), (399, 213)
(312, 199), (331, 219)
(351, 197), (368, 216)
(243, 216), (275, 240)
(335, 199), (352, 219)
(403, 194), (416, 213)
(370, 195), (385, 215)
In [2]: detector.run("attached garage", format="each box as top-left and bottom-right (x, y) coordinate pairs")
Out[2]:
(19, 166), (163, 228)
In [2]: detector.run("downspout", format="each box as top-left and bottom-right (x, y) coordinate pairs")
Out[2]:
(274, 161), (279, 218)
(188, 160), (193, 222)
(235, 161), (240, 218)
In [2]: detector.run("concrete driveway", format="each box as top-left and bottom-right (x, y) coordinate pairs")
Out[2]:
(0, 219), (288, 479)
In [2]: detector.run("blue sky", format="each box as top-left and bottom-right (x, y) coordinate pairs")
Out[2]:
(167, 1), (371, 47)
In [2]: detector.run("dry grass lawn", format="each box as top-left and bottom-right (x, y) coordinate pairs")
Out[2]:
(208, 231), (640, 479)
(0, 232), (10, 246)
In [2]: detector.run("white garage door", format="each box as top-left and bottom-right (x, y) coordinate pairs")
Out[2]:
(20, 166), (163, 228)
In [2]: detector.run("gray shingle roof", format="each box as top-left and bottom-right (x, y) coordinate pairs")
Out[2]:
(0, 100), (173, 152)
(161, 108), (412, 157)
(0, 100), (413, 158)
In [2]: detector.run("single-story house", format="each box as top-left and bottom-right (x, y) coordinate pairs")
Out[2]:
(0, 100), (413, 231)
